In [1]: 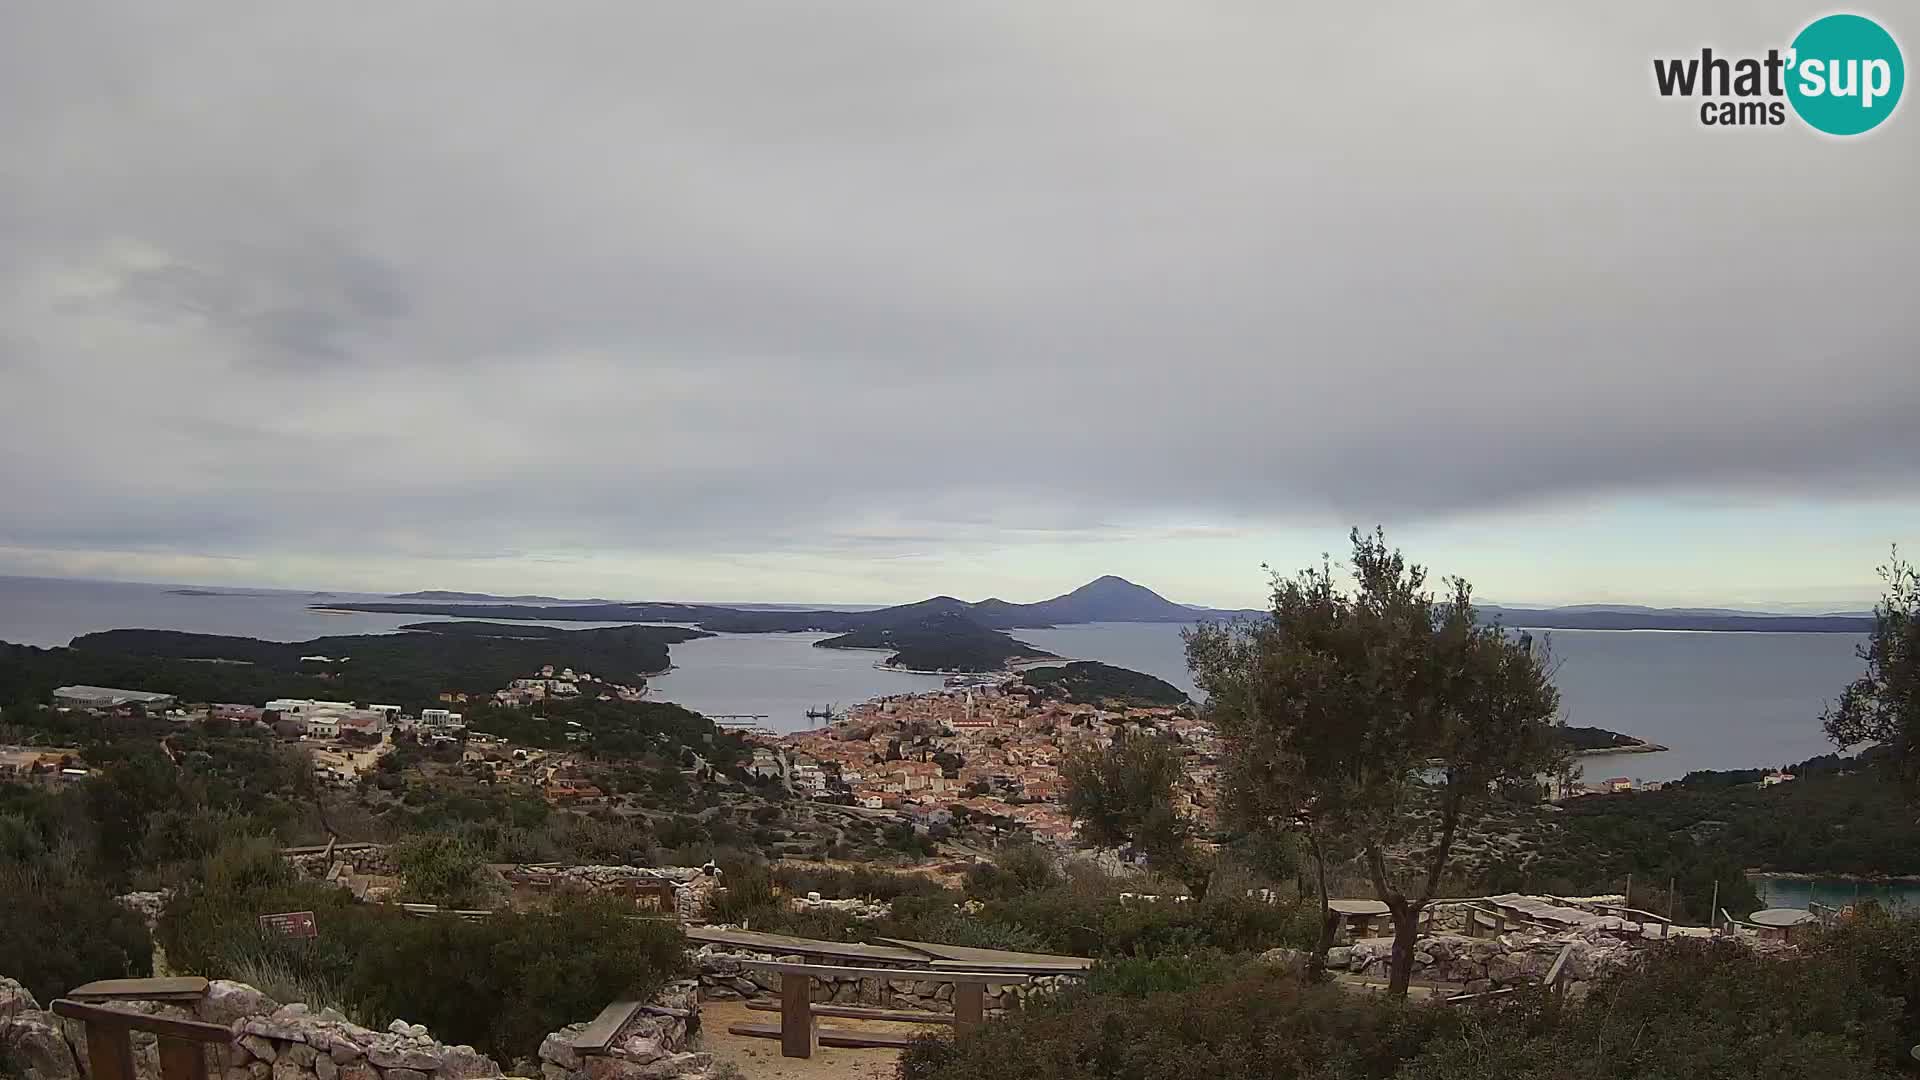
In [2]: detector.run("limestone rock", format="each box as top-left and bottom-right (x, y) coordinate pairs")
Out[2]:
(198, 982), (280, 1027)
(366, 1043), (442, 1071)
(269, 1057), (315, 1080)
(2, 1014), (81, 1080)
(0, 976), (40, 1019)
(610, 1036), (663, 1064)
(336, 1066), (377, 1080)
(238, 1035), (279, 1062)
(539, 1031), (584, 1071)
(384, 1069), (429, 1080)
(314, 1055), (337, 1080)
(1325, 946), (1353, 970)
(284, 1043), (318, 1067)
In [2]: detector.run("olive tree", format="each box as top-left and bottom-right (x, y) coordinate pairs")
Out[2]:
(1062, 729), (1212, 896)
(1824, 548), (1918, 792)
(1188, 529), (1564, 996)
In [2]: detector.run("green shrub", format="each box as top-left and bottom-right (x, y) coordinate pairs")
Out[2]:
(770, 863), (951, 902)
(963, 844), (1060, 901)
(1078, 949), (1248, 998)
(899, 965), (1458, 1080)
(0, 862), (153, 1005)
(391, 833), (487, 907)
(344, 895), (687, 1061)
(902, 938), (1912, 1080)
(1808, 906), (1920, 1029)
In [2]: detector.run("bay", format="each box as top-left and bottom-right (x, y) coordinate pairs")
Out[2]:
(0, 576), (1875, 777)
(1013, 622), (1868, 781)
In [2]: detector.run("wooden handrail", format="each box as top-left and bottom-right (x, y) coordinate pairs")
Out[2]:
(733, 961), (1031, 1060)
(50, 1000), (232, 1080)
(738, 961), (1032, 984)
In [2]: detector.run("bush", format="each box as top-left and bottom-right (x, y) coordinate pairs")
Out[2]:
(964, 843), (1060, 901)
(899, 965), (1459, 1080)
(977, 886), (1312, 957)
(1809, 906), (1920, 1030)
(902, 938), (1913, 1080)
(770, 863), (951, 903)
(345, 895), (687, 1061)
(391, 833), (487, 907)
(0, 862), (153, 1006)
(1078, 949), (1247, 998)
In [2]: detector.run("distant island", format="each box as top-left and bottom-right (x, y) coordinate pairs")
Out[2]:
(0, 623), (710, 711)
(389, 589), (619, 604)
(814, 601), (1056, 672)
(307, 575), (1876, 676)
(1021, 660), (1189, 707)
(1557, 725), (1668, 755)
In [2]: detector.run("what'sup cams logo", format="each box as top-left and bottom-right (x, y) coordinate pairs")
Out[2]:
(1654, 13), (1904, 134)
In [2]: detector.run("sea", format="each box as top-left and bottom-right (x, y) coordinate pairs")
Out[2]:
(1, 573), (1903, 905)
(0, 575), (1869, 780)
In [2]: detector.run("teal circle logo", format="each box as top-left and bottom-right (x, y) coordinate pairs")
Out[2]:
(1787, 14), (1904, 135)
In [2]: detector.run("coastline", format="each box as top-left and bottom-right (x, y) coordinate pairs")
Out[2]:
(1747, 870), (1920, 885)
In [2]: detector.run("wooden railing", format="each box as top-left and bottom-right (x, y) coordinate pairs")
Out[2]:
(725, 961), (1032, 1059)
(50, 1000), (232, 1080)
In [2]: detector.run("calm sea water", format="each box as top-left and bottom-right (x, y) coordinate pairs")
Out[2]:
(1754, 876), (1920, 911)
(1015, 622), (1868, 782)
(0, 576), (1871, 778)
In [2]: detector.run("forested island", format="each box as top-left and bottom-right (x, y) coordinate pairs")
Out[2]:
(0, 622), (708, 711)
(1556, 725), (1667, 754)
(1021, 661), (1190, 707)
(814, 602), (1055, 672)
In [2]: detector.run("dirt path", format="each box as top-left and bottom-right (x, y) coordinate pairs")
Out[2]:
(696, 999), (943, 1080)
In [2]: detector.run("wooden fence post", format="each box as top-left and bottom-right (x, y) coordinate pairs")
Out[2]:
(779, 972), (817, 1059)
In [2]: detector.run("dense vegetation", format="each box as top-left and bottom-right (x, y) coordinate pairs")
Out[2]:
(1023, 661), (1190, 707)
(901, 917), (1920, 1080)
(155, 837), (685, 1062)
(1488, 752), (1920, 917)
(0, 622), (708, 712)
(713, 846), (1313, 960)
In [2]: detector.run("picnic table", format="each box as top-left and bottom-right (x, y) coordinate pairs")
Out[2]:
(1327, 899), (1391, 938)
(1747, 908), (1817, 942)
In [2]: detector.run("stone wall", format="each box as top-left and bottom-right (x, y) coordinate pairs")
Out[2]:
(0, 977), (497, 1080)
(507, 866), (718, 924)
(692, 946), (1071, 1014)
(534, 982), (710, 1080)
(1323, 928), (1637, 995)
(285, 844), (398, 880)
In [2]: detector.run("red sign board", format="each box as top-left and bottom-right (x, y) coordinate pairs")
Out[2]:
(258, 911), (318, 939)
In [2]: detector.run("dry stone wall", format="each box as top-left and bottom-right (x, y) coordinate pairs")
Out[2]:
(0, 978), (497, 1080)
(1321, 928), (1639, 995)
(534, 983), (709, 1080)
(692, 945), (1071, 1014)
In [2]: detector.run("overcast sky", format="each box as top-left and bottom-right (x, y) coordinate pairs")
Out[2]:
(2, 2), (1915, 610)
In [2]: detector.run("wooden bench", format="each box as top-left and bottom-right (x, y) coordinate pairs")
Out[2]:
(724, 962), (1032, 1059)
(69, 978), (210, 1004)
(51, 1000), (232, 1080)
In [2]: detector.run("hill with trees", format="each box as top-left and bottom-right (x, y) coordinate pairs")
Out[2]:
(1023, 661), (1190, 706)
(0, 623), (708, 711)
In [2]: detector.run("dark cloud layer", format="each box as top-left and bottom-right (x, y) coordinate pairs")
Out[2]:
(1, 2), (1915, 593)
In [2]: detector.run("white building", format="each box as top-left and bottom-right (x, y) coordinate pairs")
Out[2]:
(264, 699), (354, 718)
(418, 708), (465, 733)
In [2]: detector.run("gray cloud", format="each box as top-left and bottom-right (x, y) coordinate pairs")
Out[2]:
(0, 1), (1915, 593)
